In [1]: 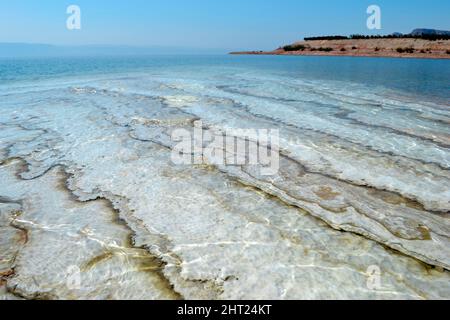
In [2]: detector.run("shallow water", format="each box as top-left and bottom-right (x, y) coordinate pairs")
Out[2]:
(0, 55), (449, 299)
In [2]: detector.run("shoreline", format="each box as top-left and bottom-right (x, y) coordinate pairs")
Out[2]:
(230, 50), (450, 60)
(231, 38), (450, 60)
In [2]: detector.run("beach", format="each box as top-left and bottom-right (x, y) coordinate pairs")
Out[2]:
(231, 38), (450, 59)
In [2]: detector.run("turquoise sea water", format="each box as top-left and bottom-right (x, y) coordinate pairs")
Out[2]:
(1, 55), (449, 102)
(0, 54), (450, 299)
(1, 54), (449, 209)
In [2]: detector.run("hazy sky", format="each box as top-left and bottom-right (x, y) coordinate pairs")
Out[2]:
(1, 0), (449, 50)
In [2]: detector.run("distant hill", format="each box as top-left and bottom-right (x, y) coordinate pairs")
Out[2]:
(231, 33), (450, 59)
(0, 43), (227, 58)
(410, 29), (450, 36)
(0, 43), (56, 57)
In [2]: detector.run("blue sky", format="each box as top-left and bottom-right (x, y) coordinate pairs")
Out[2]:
(0, 0), (449, 50)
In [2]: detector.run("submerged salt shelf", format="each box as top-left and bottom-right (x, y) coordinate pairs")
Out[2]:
(0, 56), (449, 299)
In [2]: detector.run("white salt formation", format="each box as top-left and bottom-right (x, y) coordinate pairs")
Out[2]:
(1, 64), (449, 299)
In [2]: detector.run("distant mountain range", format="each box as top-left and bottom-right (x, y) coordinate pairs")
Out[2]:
(0, 43), (227, 58)
(409, 28), (450, 36)
(390, 29), (450, 38)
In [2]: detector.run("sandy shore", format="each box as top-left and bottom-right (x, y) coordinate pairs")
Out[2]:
(231, 38), (450, 59)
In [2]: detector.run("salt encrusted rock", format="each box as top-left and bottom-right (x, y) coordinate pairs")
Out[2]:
(0, 69), (449, 299)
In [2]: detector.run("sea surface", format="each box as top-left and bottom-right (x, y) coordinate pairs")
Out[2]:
(0, 55), (449, 299)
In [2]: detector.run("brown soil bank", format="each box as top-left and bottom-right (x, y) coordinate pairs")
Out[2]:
(231, 38), (450, 59)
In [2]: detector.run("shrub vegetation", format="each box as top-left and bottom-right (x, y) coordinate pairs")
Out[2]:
(283, 44), (307, 51)
(318, 47), (333, 52)
(396, 47), (415, 53)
